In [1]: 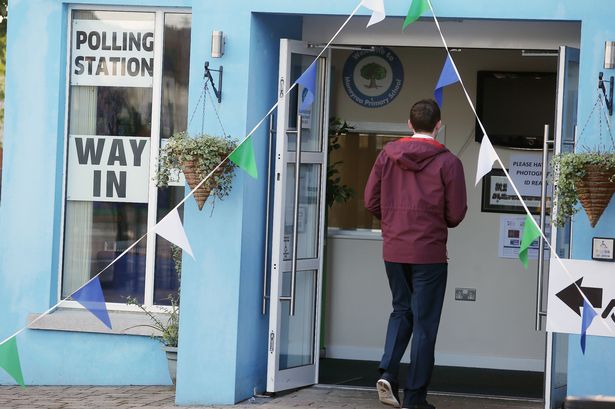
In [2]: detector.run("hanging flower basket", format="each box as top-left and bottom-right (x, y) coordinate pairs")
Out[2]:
(157, 132), (237, 211)
(180, 156), (233, 210)
(574, 165), (615, 227)
(551, 152), (615, 227)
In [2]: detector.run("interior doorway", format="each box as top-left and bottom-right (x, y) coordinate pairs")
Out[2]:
(318, 45), (559, 398)
(264, 17), (581, 407)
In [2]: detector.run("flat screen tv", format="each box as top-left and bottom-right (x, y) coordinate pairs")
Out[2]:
(475, 71), (557, 149)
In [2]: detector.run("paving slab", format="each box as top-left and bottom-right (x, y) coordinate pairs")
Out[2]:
(0, 385), (544, 409)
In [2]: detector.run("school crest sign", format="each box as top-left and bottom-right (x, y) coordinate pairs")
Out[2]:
(343, 47), (404, 108)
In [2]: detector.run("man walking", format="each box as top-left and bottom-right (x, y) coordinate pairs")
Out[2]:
(364, 99), (467, 409)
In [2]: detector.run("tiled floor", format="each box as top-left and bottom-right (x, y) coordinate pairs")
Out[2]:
(0, 385), (544, 408)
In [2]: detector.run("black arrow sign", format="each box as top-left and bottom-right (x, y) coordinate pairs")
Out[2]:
(556, 277), (603, 317)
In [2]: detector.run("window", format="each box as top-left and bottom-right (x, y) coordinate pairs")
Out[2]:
(61, 9), (191, 307)
(327, 132), (400, 231)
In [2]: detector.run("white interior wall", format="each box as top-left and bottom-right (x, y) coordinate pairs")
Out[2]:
(323, 46), (562, 371)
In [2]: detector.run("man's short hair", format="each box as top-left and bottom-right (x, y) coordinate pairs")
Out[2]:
(410, 99), (441, 133)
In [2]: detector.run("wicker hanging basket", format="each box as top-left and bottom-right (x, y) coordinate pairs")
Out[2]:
(574, 165), (615, 227)
(180, 159), (229, 210)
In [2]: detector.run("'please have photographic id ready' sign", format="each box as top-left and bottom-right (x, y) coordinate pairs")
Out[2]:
(71, 19), (155, 88)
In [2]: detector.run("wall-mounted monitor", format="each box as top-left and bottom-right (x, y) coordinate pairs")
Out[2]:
(475, 71), (557, 149)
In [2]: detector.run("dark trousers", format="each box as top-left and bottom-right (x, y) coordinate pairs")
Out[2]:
(379, 261), (448, 406)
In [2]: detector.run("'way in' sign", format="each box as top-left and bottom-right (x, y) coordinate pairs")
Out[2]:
(68, 136), (150, 202)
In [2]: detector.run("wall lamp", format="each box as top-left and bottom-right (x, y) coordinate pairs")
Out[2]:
(600, 41), (615, 116)
(211, 30), (225, 58)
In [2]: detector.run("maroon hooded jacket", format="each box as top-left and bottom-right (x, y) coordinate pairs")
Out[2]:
(364, 137), (467, 264)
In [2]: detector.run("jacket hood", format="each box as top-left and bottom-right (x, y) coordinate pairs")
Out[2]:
(383, 138), (448, 172)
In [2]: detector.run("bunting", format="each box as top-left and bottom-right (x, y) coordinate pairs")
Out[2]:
(518, 215), (541, 269)
(229, 137), (258, 179)
(361, 0), (386, 27)
(581, 299), (598, 354)
(295, 62), (317, 111)
(153, 208), (195, 258)
(475, 135), (499, 186)
(434, 55), (459, 107)
(0, 337), (25, 387)
(403, 0), (428, 30)
(71, 277), (112, 329)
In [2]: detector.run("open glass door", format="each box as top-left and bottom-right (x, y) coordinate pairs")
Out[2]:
(266, 39), (331, 393)
(545, 45), (580, 409)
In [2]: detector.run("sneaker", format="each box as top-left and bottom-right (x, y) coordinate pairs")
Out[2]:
(376, 377), (400, 407)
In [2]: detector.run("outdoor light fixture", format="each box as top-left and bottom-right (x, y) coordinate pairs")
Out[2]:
(211, 30), (225, 58)
(599, 42), (615, 116)
(605, 41), (615, 69)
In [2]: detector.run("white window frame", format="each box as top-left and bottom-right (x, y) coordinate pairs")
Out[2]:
(58, 5), (191, 313)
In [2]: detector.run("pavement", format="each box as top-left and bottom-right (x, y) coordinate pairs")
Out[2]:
(0, 385), (544, 409)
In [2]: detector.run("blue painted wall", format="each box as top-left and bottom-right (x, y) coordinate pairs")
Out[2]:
(1, 0), (615, 404)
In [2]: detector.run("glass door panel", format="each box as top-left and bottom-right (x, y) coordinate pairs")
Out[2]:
(279, 270), (317, 370)
(282, 163), (322, 261)
(287, 54), (324, 153)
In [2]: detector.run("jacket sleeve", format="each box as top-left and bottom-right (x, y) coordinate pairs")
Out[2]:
(364, 152), (384, 220)
(443, 157), (467, 228)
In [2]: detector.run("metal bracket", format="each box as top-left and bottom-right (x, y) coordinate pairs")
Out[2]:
(598, 72), (614, 116)
(204, 61), (223, 103)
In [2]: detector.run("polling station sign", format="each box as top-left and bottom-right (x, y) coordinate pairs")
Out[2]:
(66, 135), (150, 203)
(71, 19), (155, 88)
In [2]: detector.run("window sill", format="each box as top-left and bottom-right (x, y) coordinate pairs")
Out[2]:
(27, 308), (168, 337)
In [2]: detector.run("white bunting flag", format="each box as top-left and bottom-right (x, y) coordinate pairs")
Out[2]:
(475, 135), (499, 186)
(361, 0), (386, 27)
(153, 208), (194, 259)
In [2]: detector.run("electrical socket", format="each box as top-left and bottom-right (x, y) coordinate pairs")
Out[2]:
(455, 288), (477, 301)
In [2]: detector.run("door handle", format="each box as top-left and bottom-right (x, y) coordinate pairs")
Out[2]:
(536, 124), (552, 331)
(290, 115), (302, 316)
(262, 114), (275, 315)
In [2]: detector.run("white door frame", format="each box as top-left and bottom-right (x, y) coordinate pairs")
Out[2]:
(266, 39), (331, 393)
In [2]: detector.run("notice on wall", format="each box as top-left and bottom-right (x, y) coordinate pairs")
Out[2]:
(499, 215), (550, 259)
(66, 135), (150, 203)
(547, 258), (615, 337)
(71, 19), (155, 88)
(508, 153), (552, 198)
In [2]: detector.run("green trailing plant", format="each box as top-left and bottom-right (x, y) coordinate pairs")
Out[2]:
(327, 118), (355, 208)
(157, 132), (237, 208)
(127, 294), (179, 347)
(551, 149), (615, 227)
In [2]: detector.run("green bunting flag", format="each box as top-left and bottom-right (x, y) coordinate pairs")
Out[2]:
(403, 0), (429, 31)
(518, 215), (541, 269)
(229, 137), (258, 179)
(0, 337), (25, 387)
